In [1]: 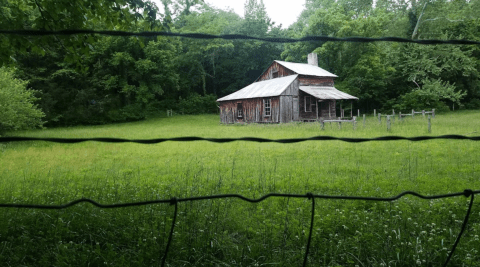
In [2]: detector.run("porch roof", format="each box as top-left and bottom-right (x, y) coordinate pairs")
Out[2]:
(299, 86), (358, 100)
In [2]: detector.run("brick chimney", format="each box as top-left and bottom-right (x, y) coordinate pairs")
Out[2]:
(307, 53), (318, 67)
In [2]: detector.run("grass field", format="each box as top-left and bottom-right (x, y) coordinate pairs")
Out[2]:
(1, 111), (480, 266)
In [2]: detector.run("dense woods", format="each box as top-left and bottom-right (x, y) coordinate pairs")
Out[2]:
(1, 0), (479, 130)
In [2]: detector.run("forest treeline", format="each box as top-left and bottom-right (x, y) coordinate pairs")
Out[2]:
(1, 0), (479, 131)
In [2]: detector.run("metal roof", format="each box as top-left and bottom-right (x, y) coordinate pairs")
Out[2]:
(217, 75), (298, 102)
(275, 61), (338, 78)
(299, 86), (358, 100)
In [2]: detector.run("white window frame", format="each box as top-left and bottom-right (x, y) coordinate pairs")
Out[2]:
(305, 96), (312, 112)
(264, 98), (271, 117)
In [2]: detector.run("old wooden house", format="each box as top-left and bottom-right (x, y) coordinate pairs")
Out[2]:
(217, 53), (358, 123)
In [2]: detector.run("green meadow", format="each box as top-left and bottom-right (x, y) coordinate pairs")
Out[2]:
(1, 111), (479, 266)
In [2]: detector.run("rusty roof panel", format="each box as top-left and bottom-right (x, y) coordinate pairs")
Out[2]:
(275, 61), (338, 78)
(217, 75), (298, 102)
(299, 86), (358, 100)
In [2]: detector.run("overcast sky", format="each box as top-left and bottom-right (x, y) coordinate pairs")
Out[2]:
(205, 0), (306, 28)
(153, 0), (306, 29)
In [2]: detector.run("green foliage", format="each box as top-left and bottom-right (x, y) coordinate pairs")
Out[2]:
(0, 0), (161, 66)
(177, 93), (218, 114)
(394, 78), (466, 112)
(284, 0), (480, 111)
(0, 67), (44, 134)
(4, 0), (480, 127)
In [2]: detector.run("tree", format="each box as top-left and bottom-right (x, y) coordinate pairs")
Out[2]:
(0, 67), (44, 134)
(0, 0), (160, 66)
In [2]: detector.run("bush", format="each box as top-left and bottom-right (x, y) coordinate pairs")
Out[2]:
(177, 93), (218, 114)
(393, 79), (466, 113)
(0, 67), (45, 134)
(465, 98), (480, 110)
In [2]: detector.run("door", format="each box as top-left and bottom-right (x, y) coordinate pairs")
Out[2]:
(318, 101), (325, 118)
(293, 97), (299, 121)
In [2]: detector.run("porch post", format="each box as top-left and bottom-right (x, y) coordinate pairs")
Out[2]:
(329, 101), (331, 118)
(350, 101), (353, 117)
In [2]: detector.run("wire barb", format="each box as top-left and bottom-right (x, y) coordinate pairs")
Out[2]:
(1, 30), (480, 45)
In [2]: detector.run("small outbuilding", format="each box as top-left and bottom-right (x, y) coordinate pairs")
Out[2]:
(217, 53), (358, 123)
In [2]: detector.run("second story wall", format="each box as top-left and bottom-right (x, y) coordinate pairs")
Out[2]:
(257, 62), (295, 81)
(298, 75), (334, 87)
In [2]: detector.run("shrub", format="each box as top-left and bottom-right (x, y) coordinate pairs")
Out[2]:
(177, 93), (218, 114)
(0, 67), (45, 134)
(465, 98), (480, 110)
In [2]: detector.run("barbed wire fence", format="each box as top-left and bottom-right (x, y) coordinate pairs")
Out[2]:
(1, 29), (480, 266)
(2, 29), (480, 45)
(0, 190), (477, 267)
(1, 136), (480, 266)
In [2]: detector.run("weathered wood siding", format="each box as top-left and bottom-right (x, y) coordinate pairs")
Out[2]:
(257, 62), (296, 81)
(298, 90), (337, 121)
(279, 78), (299, 122)
(318, 100), (336, 119)
(219, 97), (282, 124)
(298, 75), (334, 86)
(298, 90), (318, 120)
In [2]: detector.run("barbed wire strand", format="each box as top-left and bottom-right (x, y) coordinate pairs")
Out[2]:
(443, 190), (474, 267)
(1, 30), (480, 45)
(1, 190), (478, 266)
(2, 135), (480, 145)
(161, 198), (178, 267)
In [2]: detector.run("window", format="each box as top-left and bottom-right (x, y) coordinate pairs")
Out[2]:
(237, 103), (243, 118)
(305, 96), (311, 112)
(272, 67), (279, 78)
(264, 98), (271, 116)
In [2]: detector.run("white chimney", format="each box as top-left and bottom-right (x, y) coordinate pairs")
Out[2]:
(307, 53), (318, 67)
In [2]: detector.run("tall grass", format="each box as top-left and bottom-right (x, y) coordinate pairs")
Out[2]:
(0, 111), (479, 266)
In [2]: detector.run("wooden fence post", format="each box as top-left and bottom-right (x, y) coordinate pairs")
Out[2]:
(428, 115), (431, 133)
(422, 110), (425, 117)
(321, 119), (325, 130)
(432, 109), (435, 118)
(412, 109), (415, 118)
(378, 113), (381, 123)
(363, 114), (366, 128)
(399, 112), (402, 121)
(358, 109), (360, 117)
(387, 115), (391, 131)
(374, 109), (376, 117)
(392, 109), (395, 116)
